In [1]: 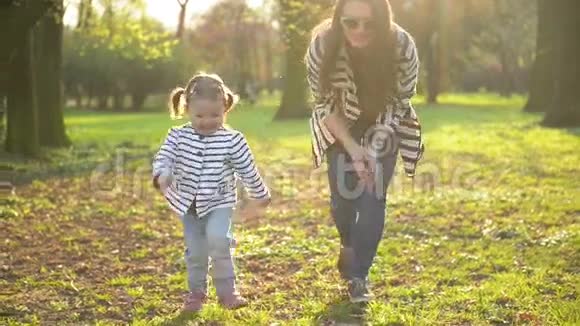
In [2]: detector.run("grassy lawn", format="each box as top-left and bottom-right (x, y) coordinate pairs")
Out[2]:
(1, 93), (579, 325)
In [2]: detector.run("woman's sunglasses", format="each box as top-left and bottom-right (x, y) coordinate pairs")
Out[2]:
(340, 16), (376, 31)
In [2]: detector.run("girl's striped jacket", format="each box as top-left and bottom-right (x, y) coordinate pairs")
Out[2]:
(152, 124), (270, 218)
(306, 24), (425, 177)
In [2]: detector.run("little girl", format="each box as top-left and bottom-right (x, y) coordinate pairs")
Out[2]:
(152, 73), (271, 312)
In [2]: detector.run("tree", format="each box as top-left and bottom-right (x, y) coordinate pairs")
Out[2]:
(524, 0), (556, 113)
(176, 0), (190, 39)
(541, 0), (580, 127)
(35, 1), (70, 146)
(253, 0), (282, 94)
(394, 0), (536, 97)
(63, 1), (177, 111)
(391, 0), (456, 103)
(76, 0), (93, 29)
(474, 0), (536, 97)
(274, 0), (333, 120)
(190, 0), (279, 97)
(1, 0), (58, 156)
(6, 27), (40, 156)
(424, 0), (448, 103)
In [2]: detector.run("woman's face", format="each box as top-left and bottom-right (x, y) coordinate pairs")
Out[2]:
(340, 1), (376, 49)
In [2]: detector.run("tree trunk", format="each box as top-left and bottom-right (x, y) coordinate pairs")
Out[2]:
(6, 29), (40, 156)
(97, 96), (108, 110)
(274, 43), (309, 120)
(176, 0), (188, 39)
(541, 0), (580, 127)
(425, 0), (446, 104)
(84, 89), (92, 109)
(75, 92), (82, 109)
(274, 0), (332, 119)
(498, 49), (515, 97)
(131, 92), (147, 112)
(1, 1), (52, 33)
(113, 91), (124, 111)
(231, 5), (249, 99)
(264, 27), (274, 94)
(85, 84), (95, 109)
(76, 0), (93, 29)
(2, 0), (56, 155)
(36, 3), (70, 147)
(426, 32), (441, 104)
(524, 0), (555, 113)
(77, 0), (86, 29)
(0, 96), (5, 138)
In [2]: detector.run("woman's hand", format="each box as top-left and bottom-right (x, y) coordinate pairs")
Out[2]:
(322, 109), (375, 191)
(345, 142), (374, 189)
(364, 156), (378, 193)
(345, 141), (366, 162)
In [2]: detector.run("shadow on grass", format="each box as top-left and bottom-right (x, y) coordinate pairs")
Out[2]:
(415, 104), (542, 134)
(562, 126), (580, 136)
(1, 143), (154, 186)
(314, 297), (369, 325)
(161, 311), (201, 326)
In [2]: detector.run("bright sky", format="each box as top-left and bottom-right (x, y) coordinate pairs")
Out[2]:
(146, 0), (263, 27)
(65, 0), (264, 28)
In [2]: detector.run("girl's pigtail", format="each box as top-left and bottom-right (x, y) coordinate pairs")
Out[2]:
(223, 87), (239, 113)
(169, 87), (185, 119)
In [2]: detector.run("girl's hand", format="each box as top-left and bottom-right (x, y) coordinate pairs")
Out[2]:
(155, 169), (172, 193)
(254, 197), (271, 207)
(239, 198), (270, 220)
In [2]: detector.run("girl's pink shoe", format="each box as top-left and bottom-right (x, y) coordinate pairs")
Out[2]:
(183, 290), (207, 312)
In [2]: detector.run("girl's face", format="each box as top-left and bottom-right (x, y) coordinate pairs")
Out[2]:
(341, 1), (376, 49)
(188, 98), (225, 135)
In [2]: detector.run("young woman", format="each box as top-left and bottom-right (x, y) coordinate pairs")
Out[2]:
(305, 0), (424, 302)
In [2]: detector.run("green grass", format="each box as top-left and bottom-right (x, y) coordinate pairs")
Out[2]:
(1, 93), (579, 325)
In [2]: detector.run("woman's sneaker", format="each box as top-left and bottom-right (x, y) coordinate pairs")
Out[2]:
(348, 278), (373, 303)
(183, 290), (207, 313)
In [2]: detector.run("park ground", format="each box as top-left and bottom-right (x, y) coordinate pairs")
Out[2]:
(1, 94), (579, 325)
